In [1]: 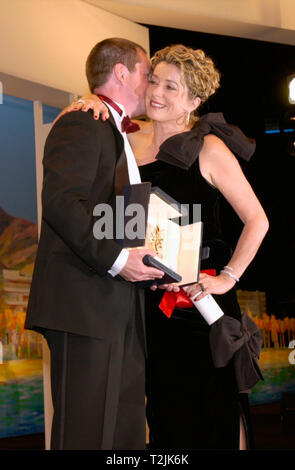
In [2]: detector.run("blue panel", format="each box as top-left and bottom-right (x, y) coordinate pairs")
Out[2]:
(0, 95), (37, 224)
(43, 104), (61, 124)
(0, 95), (61, 224)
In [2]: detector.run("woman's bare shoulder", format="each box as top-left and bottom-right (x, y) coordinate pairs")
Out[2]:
(201, 134), (238, 163)
(199, 134), (239, 185)
(202, 134), (227, 152)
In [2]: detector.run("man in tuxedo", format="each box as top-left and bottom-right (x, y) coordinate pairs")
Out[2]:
(25, 38), (164, 450)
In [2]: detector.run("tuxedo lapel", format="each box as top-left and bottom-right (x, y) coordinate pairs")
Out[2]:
(107, 112), (130, 196)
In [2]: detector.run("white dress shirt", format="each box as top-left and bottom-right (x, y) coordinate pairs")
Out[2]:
(106, 101), (141, 276)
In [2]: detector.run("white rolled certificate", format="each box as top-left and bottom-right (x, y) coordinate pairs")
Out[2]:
(183, 288), (224, 325)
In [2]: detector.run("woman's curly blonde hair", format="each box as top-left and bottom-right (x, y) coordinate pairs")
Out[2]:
(151, 44), (220, 120)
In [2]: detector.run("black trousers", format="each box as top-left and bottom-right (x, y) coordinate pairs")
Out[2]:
(44, 310), (146, 450)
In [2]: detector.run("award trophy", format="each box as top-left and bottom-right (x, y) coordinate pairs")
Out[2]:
(120, 182), (203, 287)
(119, 183), (224, 325)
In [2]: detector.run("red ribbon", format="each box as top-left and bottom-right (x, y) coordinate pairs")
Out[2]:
(159, 269), (216, 318)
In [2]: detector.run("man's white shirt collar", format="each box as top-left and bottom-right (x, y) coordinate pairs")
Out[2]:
(105, 100), (141, 185)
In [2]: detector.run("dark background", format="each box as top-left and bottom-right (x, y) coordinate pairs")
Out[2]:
(145, 24), (295, 319)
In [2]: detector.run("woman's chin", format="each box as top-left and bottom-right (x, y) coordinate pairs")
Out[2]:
(146, 107), (167, 121)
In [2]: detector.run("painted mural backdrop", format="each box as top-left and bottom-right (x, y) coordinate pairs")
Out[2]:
(0, 94), (59, 438)
(237, 291), (295, 406)
(0, 207), (43, 437)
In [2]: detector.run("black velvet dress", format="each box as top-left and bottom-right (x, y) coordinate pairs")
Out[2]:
(139, 113), (256, 449)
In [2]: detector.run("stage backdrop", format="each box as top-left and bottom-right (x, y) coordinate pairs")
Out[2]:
(0, 94), (60, 438)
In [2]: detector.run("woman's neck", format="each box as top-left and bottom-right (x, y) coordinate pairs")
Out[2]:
(152, 119), (191, 148)
(133, 118), (192, 166)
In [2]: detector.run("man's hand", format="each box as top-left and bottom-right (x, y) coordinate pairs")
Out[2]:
(120, 249), (164, 282)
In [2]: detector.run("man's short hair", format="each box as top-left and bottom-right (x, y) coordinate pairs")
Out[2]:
(86, 38), (146, 92)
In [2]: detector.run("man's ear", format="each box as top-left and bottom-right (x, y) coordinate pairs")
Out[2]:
(113, 63), (129, 85)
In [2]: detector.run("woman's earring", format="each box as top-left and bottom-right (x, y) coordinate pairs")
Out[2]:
(186, 111), (191, 126)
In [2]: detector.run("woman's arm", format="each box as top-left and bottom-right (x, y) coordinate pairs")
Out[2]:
(186, 134), (269, 299)
(53, 94), (110, 125)
(53, 94), (145, 129)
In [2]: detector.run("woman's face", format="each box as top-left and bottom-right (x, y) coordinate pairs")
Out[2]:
(145, 61), (198, 124)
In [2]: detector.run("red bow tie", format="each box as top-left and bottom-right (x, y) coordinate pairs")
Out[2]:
(98, 95), (140, 134)
(121, 115), (140, 133)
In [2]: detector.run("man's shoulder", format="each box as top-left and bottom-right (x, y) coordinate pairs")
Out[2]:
(55, 109), (110, 130)
(49, 109), (118, 144)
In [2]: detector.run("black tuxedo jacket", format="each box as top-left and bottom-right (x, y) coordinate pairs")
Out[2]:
(25, 110), (144, 341)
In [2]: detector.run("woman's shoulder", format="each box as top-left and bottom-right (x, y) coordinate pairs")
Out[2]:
(203, 133), (225, 149)
(202, 134), (235, 160)
(199, 134), (239, 184)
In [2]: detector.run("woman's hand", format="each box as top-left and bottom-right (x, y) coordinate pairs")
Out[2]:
(185, 272), (236, 301)
(149, 271), (235, 297)
(53, 94), (109, 125)
(150, 283), (180, 292)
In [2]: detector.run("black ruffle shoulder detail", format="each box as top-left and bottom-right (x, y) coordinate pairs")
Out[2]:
(157, 112), (256, 170)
